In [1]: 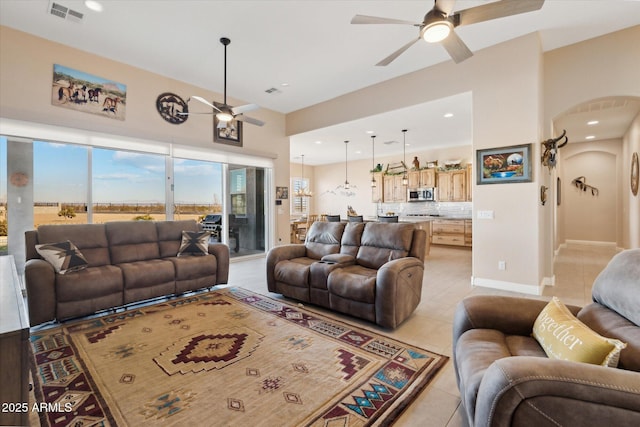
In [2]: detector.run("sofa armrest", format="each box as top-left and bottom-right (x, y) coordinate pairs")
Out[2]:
(266, 244), (308, 291)
(453, 295), (581, 350)
(24, 258), (56, 326)
(208, 243), (230, 284)
(375, 257), (424, 328)
(475, 356), (640, 427)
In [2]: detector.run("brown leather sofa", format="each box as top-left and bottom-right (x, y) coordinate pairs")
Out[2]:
(267, 221), (427, 328)
(452, 249), (640, 427)
(25, 220), (229, 326)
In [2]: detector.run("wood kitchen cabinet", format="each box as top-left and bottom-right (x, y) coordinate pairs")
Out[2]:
(437, 169), (466, 202)
(431, 219), (467, 246)
(407, 169), (436, 188)
(371, 172), (384, 202)
(466, 164), (473, 201)
(383, 174), (407, 202)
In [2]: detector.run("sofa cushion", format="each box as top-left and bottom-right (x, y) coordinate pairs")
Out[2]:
(118, 259), (175, 290)
(56, 265), (123, 303)
(37, 224), (110, 267)
(169, 254), (217, 281)
(106, 221), (160, 264)
(356, 223), (414, 269)
(304, 222), (344, 260)
(36, 240), (88, 274)
(177, 231), (211, 256)
(328, 265), (377, 304)
(533, 297), (626, 367)
(592, 249), (640, 326)
(340, 222), (365, 257)
(156, 220), (200, 257)
(274, 257), (315, 288)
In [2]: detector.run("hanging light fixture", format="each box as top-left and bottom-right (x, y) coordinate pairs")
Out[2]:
(370, 135), (377, 188)
(344, 140), (350, 190)
(293, 154), (312, 197)
(402, 129), (408, 185)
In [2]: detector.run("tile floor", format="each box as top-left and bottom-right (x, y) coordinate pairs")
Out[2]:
(230, 242), (619, 427)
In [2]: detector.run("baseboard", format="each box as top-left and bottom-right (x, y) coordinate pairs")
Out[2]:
(565, 239), (616, 247)
(471, 277), (543, 296)
(542, 275), (555, 288)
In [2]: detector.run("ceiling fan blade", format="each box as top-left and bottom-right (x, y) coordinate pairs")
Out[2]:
(456, 0), (545, 27)
(441, 30), (473, 63)
(231, 103), (260, 115)
(236, 115), (265, 127)
(351, 14), (418, 25)
(435, 0), (457, 16)
(375, 37), (420, 66)
(191, 96), (222, 112)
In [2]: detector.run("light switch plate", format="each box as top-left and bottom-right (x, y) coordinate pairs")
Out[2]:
(477, 210), (494, 219)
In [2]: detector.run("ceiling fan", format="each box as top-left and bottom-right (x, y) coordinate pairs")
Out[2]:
(352, 0), (545, 65)
(182, 37), (265, 127)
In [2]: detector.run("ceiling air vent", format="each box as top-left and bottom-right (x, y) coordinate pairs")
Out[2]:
(265, 87), (281, 94)
(48, 1), (84, 23)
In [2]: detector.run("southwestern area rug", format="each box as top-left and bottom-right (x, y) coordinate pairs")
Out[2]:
(29, 287), (447, 427)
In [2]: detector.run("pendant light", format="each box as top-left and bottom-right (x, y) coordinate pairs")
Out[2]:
(402, 129), (408, 185)
(370, 135), (377, 188)
(294, 154), (312, 197)
(344, 140), (350, 190)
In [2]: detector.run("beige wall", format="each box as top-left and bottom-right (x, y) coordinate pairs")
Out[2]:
(623, 112), (640, 248)
(558, 139), (622, 244)
(0, 26), (292, 246)
(544, 26), (640, 258)
(287, 33), (545, 293)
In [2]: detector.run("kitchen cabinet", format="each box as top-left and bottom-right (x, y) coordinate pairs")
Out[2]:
(383, 174), (406, 202)
(371, 172), (384, 203)
(407, 169), (436, 188)
(431, 218), (471, 247)
(437, 169), (466, 202)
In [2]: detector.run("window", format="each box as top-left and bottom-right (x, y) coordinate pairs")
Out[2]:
(92, 148), (166, 222)
(173, 158), (223, 220)
(291, 177), (310, 214)
(33, 141), (88, 226)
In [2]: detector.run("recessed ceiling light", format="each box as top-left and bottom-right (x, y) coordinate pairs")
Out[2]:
(585, 135), (596, 140)
(281, 83), (289, 87)
(314, 140), (322, 144)
(587, 120), (599, 125)
(84, 1), (103, 12)
(355, 150), (362, 154)
(366, 130), (374, 134)
(444, 113), (454, 118)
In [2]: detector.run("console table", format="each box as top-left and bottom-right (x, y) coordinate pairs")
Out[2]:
(0, 255), (30, 427)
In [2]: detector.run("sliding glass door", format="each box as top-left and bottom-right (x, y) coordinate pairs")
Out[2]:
(228, 164), (266, 257)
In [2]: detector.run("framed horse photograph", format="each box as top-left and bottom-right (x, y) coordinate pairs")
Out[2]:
(52, 64), (127, 121)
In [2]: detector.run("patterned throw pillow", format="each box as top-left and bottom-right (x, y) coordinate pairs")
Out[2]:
(177, 231), (211, 257)
(35, 240), (89, 274)
(532, 297), (627, 367)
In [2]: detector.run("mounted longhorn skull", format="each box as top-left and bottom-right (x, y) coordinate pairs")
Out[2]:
(541, 129), (568, 170)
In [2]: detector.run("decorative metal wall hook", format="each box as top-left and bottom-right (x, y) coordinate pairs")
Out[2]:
(571, 176), (599, 196)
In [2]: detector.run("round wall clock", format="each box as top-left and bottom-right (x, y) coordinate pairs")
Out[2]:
(631, 151), (639, 196)
(10, 172), (29, 187)
(156, 92), (189, 124)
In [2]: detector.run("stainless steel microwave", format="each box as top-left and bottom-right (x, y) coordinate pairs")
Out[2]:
(408, 187), (436, 202)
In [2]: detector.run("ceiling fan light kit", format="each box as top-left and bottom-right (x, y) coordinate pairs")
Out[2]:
(352, 0), (546, 65)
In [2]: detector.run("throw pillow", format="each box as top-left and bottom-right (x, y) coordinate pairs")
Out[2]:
(532, 297), (627, 367)
(177, 230), (211, 257)
(35, 240), (89, 274)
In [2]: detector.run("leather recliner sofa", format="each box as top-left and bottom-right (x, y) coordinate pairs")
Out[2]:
(266, 221), (427, 328)
(25, 219), (229, 326)
(452, 249), (640, 427)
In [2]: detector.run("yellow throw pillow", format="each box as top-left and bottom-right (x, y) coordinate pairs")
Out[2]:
(532, 297), (626, 367)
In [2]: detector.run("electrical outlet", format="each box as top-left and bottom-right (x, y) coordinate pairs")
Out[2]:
(498, 261), (506, 270)
(477, 210), (494, 219)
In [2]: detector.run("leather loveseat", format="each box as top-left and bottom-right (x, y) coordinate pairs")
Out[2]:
(452, 249), (640, 427)
(266, 221), (427, 328)
(25, 220), (229, 326)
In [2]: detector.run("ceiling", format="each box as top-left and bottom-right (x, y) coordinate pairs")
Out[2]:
(1, 0), (639, 165)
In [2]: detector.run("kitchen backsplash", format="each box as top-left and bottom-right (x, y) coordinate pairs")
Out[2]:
(377, 201), (473, 218)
